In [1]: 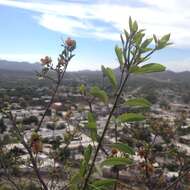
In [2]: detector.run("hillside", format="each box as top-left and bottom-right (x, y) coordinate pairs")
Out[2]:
(0, 60), (41, 71)
(0, 60), (190, 104)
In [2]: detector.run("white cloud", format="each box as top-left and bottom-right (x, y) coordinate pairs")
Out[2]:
(0, 0), (190, 48)
(165, 59), (190, 72)
(0, 53), (43, 63)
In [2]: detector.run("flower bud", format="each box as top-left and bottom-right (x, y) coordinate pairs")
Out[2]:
(40, 56), (52, 65)
(32, 140), (43, 154)
(111, 148), (118, 155)
(65, 37), (76, 51)
(31, 132), (43, 154)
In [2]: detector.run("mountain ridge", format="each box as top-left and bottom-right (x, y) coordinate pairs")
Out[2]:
(0, 59), (41, 71)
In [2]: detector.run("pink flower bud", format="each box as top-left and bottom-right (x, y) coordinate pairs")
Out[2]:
(65, 37), (76, 50)
(40, 56), (52, 65)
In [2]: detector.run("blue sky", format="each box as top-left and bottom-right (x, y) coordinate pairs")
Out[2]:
(0, 0), (190, 71)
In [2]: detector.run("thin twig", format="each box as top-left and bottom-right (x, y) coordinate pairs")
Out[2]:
(9, 113), (48, 190)
(82, 72), (130, 190)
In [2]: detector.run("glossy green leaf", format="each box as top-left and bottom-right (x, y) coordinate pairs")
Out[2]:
(91, 179), (116, 189)
(90, 86), (108, 103)
(129, 16), (133, 32)
(126, 98), (151, 108)
(87, 112), (97, 141)
(133, 20), (138, 32)
(87, 112), (96, 129)
(129, 65), (139, 73)
(133, 31), (145, 46)
(84, 144), (92, 164)
(79, 160), (87, 177)
(79, 84), (85, 94)
(102, 157), (133, 166)
(117, 113), (145, 122)
(141, 38), (153, 49)
(111, 143), (135, 155)
(140, 47), (152, 53)
(130, 63), (166, 74)
(115, 46), (124, 67)
(104, 67), (117, 88)
(157, 33), (171, 49)
(124, 29), (129, 39)
(160, 33), (170, 43)
(70, 173), (82, 190)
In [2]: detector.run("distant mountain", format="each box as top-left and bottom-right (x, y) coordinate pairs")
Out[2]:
(0, 60), (41, 71)
(0, 59), (190, 87)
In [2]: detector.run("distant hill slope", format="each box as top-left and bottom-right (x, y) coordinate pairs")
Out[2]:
(0, 60), (41, 71)
(0, 59), (190, 90)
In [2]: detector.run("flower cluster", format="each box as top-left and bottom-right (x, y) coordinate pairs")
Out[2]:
(40, 56), (52, 65)
(65, 37), (76, 51)
(31, 132), (43, 154)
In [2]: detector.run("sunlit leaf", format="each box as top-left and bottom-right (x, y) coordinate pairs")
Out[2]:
(157, 33), (171, 49)
(141, 38), (153, 49)
(117, 113), (145, 122)
(133, 20), (138, 32)
(129, 16), (133, 32)
(102, 157), (133, 166)
(91, 179), (116, 190)
(87, 112), (97, 141)
(84, 144), (92, 164)
(126, 98), (151, 108)
(130, 63), (166, 74)
(115, 46), (124, 67)
(79, 84), (85, 94)
(90, 86), (108, 103)
(102, 67), (117, 88)
(111, 143), (135, 155)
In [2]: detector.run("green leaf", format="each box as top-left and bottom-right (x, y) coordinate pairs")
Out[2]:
(102, 157), (133, 166)
(133, 31), (145, 46)
(133, 20), (138, 32)
(70, 173), (82, 189)
(90, 86), (108, 103)
(131, 63), (166, 74)
(141, 38), (153, 49)
(79, 84), (85, 94)
(126, 98), (151, 108)
(91, 179), (116, 189)
(115, 46), (124, 67)
(128, 17), (138, 33)
(129, 16), (133, 32)
(124, 29), (129, 39)
(79, 160), (87, 177)
(103, 67), (117, 88)
(111, 143), (135, 155)
(87, 112), (97, 141)
(84, 144), (92, 163)
(157, 33), (171, 49)
(140, 47), (152, 53)
(160, 33), (170, 43)
(117, 113), (145, 122)
(129, 65), (139, 73)
(87, 112), (96, 129)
